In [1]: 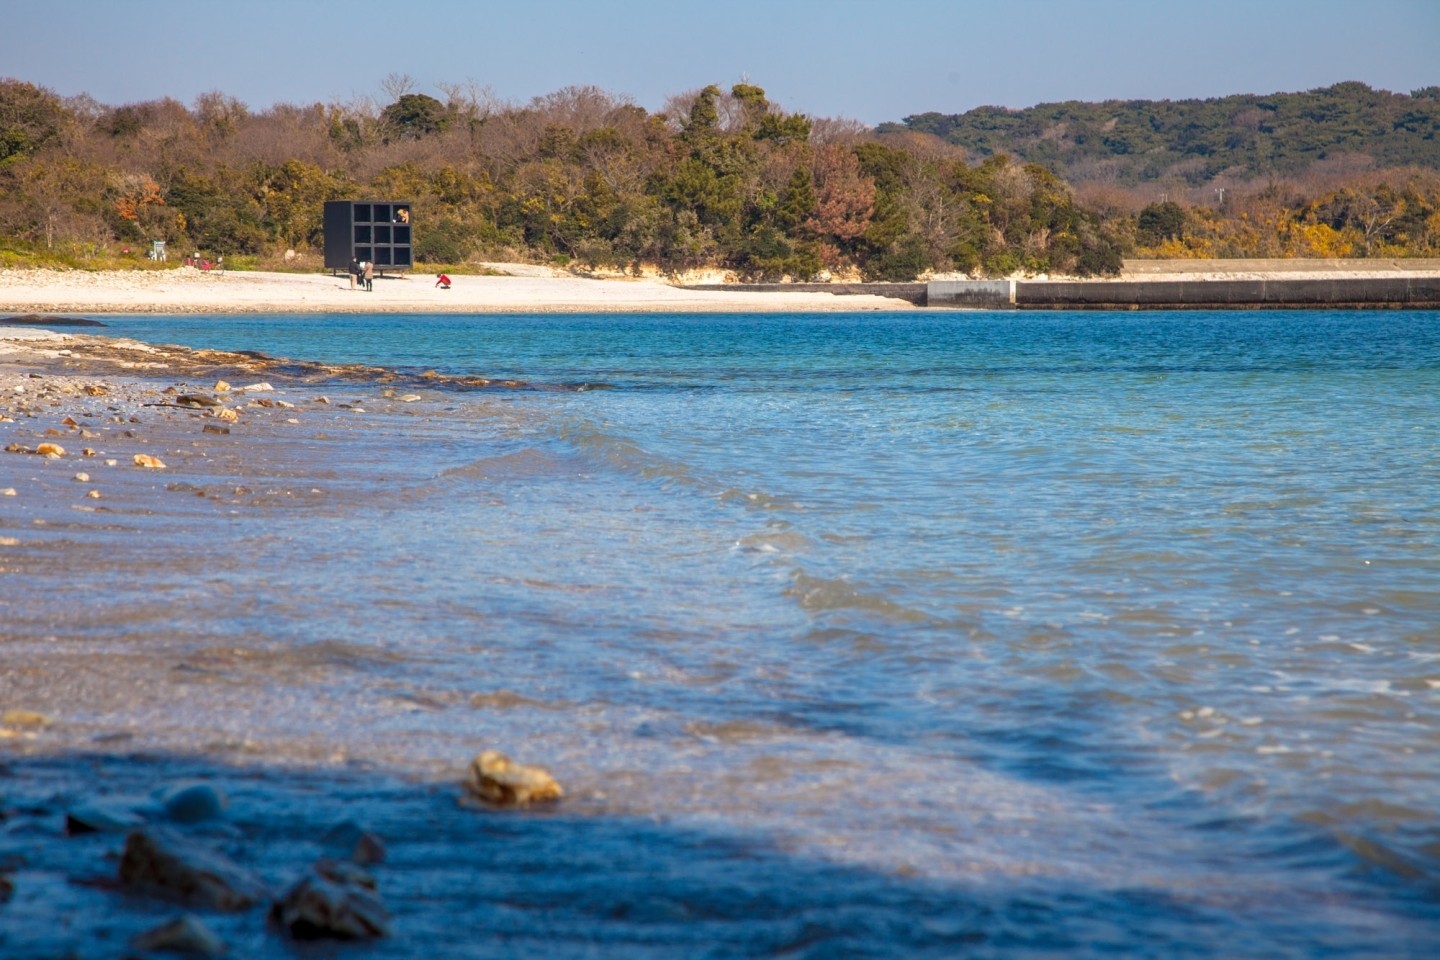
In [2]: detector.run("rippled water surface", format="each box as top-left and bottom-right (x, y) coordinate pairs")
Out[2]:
(8, 310), (1440, 955)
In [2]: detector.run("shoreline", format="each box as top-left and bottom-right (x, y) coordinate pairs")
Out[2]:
(6, 266), (1438, 316)
(0, 267), (920, 315)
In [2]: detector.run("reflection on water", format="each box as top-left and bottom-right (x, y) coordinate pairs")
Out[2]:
(3, 310), (1439, 954)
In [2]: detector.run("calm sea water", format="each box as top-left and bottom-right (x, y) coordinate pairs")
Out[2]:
(19, 311), (1440, 954)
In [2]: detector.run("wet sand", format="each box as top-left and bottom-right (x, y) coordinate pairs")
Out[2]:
(0, 268), (918, 315)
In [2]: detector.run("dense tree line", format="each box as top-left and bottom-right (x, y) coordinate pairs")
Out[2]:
(0, 77), (1124, 278)
(885, 83), (1440, 186)
(1113, 172), (1440, 259)
(0, 76), (1436, 278)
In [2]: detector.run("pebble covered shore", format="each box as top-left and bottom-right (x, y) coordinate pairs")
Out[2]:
(0, 324), (585, 957)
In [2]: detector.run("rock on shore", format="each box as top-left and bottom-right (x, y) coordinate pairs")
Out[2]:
(463, 750), (563, 807)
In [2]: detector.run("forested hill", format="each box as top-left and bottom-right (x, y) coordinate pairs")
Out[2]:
(879, 82), (1440, 184)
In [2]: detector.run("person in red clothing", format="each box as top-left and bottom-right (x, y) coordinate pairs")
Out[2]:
(435, 273), (452, 289)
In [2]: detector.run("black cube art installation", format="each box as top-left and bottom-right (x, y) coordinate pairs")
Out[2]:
(324, 201), (413, 272)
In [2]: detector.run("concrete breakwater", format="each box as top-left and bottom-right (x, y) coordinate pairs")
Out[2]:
(687, 274), (1440, 309)
(928, 275), (1440, 309)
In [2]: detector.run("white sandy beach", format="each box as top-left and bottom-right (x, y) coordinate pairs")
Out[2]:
(0, 267), (918, 315)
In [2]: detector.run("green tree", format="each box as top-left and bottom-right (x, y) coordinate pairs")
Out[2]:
(774, 166), (817, 234)
(0, 79), (67, 165)
(1137, 201), (1186, 244)
(380, 94), (451, 141)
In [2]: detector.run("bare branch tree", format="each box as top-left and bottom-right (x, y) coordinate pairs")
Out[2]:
(380, 73), (418, 101)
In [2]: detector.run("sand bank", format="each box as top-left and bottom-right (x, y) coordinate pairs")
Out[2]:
(0, 267), (917, 315)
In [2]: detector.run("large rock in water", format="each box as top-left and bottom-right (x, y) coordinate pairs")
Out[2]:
(463, 750), (563, 807)
(271, 859), (391, 940)
(119, 828), (267, 911)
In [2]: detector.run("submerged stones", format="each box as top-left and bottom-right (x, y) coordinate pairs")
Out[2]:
(119, 828), (267, 911)
(161, 782), (228, 824)
(463, 750), (563, 807)
(321, 821), (387, 865)
(66, 801), (146, 836)
(129, 913), (228, 956)
(67, 789), (398, 946)
(271, 859), (391, 940)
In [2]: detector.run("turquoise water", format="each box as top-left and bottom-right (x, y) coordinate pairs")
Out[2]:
(15, 311), (1440, 954)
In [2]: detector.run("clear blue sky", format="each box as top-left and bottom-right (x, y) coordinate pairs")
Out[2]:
(3, 0), (1436, 122)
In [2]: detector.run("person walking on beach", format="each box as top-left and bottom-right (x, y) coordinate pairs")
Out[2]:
(363, 260), (374, 291)
(348, 257), (359, 290)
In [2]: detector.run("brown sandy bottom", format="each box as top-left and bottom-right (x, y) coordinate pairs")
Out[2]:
(0, 327), (1431, 957)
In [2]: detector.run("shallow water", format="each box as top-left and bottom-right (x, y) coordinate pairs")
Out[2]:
(4, 310), (1440, 954)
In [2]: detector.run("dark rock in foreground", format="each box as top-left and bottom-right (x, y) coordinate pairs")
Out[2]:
(119, 828), (267, 911)
(129, 913), (228, 956)
(271, 859), (391, 940)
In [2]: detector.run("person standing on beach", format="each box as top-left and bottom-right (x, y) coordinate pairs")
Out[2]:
(348, 257), (359, 290)
(363, 260), (373, 291)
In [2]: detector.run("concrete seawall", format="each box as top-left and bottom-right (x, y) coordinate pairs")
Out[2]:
(929, 277), (1440, 309)
(681, 273), (1440, 309)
